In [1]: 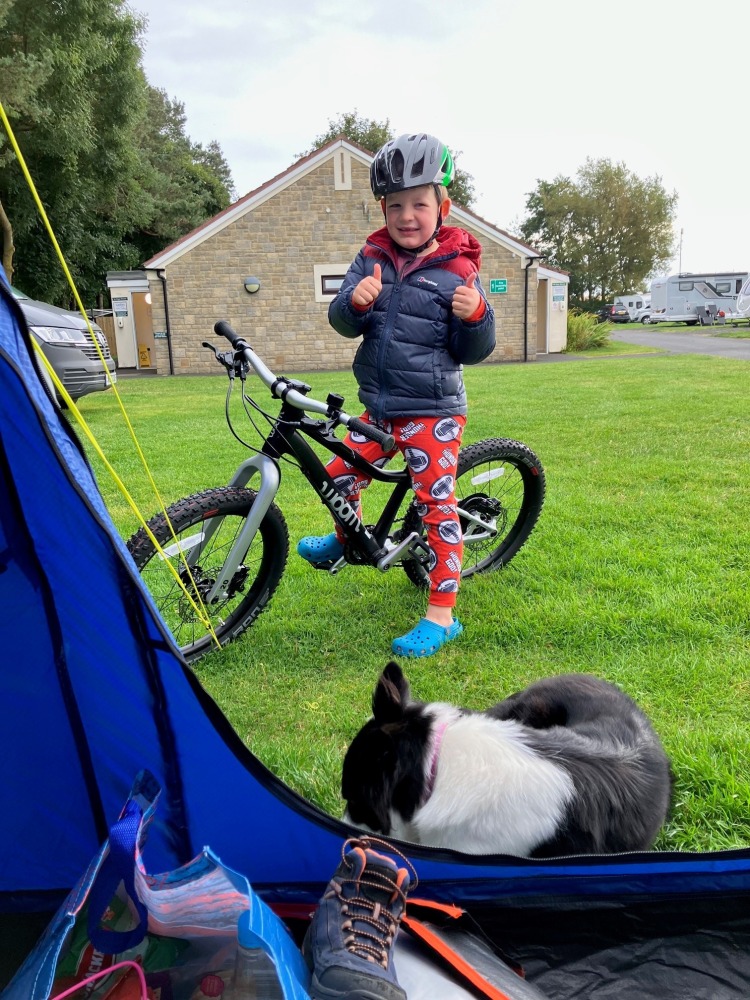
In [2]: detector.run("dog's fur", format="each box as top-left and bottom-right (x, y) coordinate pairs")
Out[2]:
(342, 662), (673, 857)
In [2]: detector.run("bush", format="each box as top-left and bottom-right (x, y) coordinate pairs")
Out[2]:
(566, 308), (612, 351)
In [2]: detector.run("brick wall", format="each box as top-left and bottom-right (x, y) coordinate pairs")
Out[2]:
(149, 153), (537, 375)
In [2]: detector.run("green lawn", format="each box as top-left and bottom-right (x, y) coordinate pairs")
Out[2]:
(79, 352), (750, 854)
(715, 327), (750, 339)
(566, 338), (663, 356)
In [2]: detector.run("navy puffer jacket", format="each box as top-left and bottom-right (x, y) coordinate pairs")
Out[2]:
(328, 226), (496, 422)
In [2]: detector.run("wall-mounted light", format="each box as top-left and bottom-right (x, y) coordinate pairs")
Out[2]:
(244, 276), (261, 294)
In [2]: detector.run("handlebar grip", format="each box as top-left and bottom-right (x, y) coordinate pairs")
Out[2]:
(348, 416), (395, 453)
(214, 320), (243, 346)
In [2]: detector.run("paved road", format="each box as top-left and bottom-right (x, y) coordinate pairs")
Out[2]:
(610, 327), (750, 360)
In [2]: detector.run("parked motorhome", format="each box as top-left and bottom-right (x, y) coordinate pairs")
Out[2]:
(649, 272), (749, 325)
(614, 293), (651, 323)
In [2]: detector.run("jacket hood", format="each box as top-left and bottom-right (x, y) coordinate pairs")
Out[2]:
(367, 225), (483, 268)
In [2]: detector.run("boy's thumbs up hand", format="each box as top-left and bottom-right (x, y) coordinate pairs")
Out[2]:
(352, 263), (382, 308)
(452, 270), (482, 320)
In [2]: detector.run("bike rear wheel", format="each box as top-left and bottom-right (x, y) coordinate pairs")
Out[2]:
(401, 438), (545, 588)
(127, 486), (289, 663)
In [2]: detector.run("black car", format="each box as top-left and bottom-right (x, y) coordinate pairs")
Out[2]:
(10, 285), (117, 403)
(597, 303), (630, 323)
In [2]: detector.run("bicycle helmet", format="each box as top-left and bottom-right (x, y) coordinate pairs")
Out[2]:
(370, 133), (454, 198)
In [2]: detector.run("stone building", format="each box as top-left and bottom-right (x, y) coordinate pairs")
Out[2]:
(106, 138), (568, 375)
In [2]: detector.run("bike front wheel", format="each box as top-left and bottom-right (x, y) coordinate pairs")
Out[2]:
(127, 486), (289, 663)
(401, 437), (545, 588)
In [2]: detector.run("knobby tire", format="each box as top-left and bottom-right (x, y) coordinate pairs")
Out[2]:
(127, 486), (289, 663)
(401, 437), (545, 589)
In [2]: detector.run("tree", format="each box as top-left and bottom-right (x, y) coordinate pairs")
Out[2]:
(0, 0), (234, 305)
(445, 152), (476, 211)
(301, 110), (477, 209)
(518, 158), (677, 306)
(0, 0), (149, 299)
(123, 87), (234, 265)
(299, 110), (393, 160)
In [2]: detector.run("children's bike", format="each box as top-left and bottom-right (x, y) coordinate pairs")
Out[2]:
(127, 321), (546, 662)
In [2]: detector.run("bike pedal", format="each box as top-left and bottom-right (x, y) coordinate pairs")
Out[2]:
(409, 536), (433, 567)
(311, 557), (346, 574)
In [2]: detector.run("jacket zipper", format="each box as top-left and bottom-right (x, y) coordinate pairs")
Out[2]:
(365, 241), (459, 423)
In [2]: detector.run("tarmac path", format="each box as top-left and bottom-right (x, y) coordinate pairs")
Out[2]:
(609, 326), (750, 360)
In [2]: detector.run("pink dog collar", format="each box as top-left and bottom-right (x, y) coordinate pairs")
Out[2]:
(422, 721), (448, 805)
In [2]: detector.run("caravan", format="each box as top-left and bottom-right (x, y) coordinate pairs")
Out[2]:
(649, 271), (749, 325)
(614, 293), (651, 323)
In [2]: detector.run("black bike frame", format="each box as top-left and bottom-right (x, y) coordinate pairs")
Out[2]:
(261, 399), (414, 564)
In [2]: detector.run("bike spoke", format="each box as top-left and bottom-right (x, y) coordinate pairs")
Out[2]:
(130, 488), (289, 661)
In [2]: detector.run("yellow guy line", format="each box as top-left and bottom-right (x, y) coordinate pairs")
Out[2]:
(0, 101), (220, 650)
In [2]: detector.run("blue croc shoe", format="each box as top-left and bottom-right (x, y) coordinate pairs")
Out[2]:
(297, 532), (345, 565)
(391, 618), (463, 658)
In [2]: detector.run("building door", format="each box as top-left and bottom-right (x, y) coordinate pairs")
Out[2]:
(536, 278), (549, 354)
(132, 292), (155, 369)
(111, 293), (138, 367)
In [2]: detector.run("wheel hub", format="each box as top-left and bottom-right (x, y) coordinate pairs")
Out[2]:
(459, 494), (504, 541)
(178, 563), (249, 612)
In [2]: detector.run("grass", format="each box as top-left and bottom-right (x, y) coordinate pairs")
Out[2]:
(77, 353), (750, 854)
(566, 338), (663, 357)
(715, 327), (750, 339)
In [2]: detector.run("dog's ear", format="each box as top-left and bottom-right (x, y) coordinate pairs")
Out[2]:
(372, 662), (410, 723)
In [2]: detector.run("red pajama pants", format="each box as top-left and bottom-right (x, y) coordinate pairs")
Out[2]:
(326, 412), (466, 608)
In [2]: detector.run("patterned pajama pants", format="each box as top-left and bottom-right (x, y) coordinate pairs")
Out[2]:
(326, 412), (466, 608)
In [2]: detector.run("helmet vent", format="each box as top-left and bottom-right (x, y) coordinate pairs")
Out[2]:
(411, 152), (426, 180)
(390, 150), (404, 184)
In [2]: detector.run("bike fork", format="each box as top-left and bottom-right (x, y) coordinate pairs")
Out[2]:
(196, 455), (280, 604)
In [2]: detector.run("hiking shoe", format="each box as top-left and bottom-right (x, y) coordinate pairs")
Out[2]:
(391, 617), (463, 658)
(297, 532), (345, 565)
(303, 837), (417, 1000)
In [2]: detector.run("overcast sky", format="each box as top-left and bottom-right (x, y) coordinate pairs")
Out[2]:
(131, 0), (749, 279)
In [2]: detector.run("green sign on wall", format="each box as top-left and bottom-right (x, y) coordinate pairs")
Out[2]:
(489, 279), (508, 294)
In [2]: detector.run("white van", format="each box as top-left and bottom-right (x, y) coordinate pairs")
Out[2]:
(649, 272), (749, 325)
(614, 294), (651, 323)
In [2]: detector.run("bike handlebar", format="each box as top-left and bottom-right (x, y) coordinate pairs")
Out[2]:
(213, 320), (396, 451)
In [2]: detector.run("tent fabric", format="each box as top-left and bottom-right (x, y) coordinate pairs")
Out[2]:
(1, 279), (750, 995)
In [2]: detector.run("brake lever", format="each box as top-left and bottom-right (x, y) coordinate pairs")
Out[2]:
(202, 341), (246, 379)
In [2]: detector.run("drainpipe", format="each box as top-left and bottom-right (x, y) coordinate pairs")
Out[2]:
(523, 256), (535, 362)
(157, 269), (174, 375)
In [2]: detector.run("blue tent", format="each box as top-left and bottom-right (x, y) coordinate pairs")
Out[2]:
(2, 278), (749, 996)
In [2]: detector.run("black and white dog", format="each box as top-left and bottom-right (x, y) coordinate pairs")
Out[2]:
(342, 662), (673, 857)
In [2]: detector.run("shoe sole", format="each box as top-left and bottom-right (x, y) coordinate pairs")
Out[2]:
(308, 973), (405, 1000)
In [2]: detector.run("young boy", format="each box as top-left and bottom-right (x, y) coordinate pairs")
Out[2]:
(298, 133), (496, 657)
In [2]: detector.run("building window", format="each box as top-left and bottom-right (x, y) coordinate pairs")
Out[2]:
(321, 275), (345, 295)
(313, 264), (351, 303)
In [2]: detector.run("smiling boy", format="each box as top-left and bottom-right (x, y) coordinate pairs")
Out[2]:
(298, 133), (496, 657)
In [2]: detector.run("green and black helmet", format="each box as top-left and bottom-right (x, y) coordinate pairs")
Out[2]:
(370, 133), (454, 199)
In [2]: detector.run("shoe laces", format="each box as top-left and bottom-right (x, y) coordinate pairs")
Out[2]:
(330, 837), (417, 968)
